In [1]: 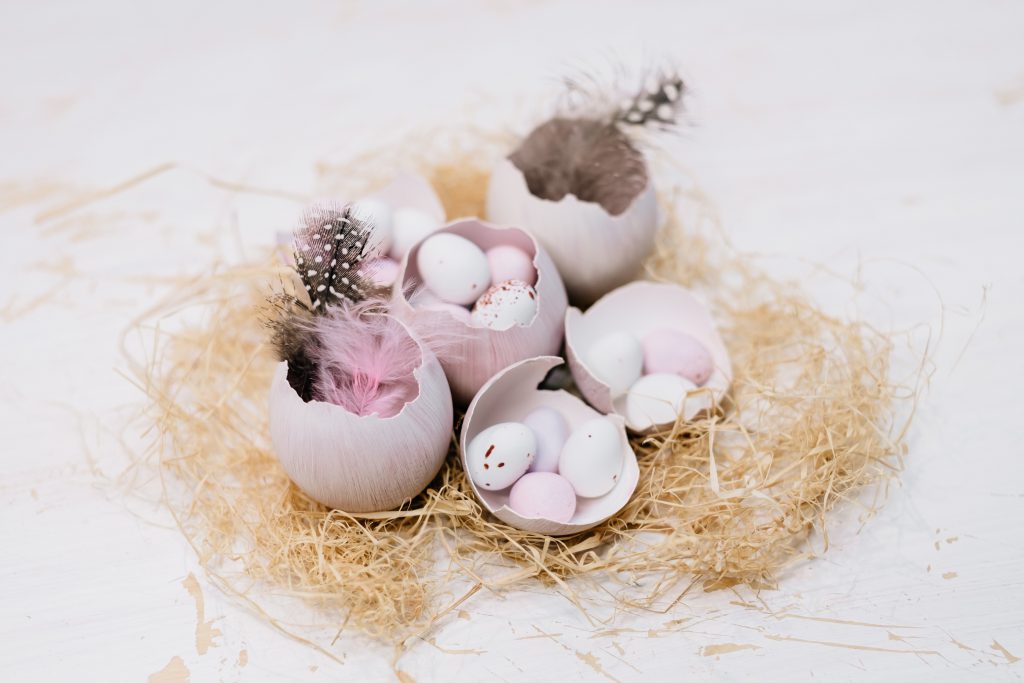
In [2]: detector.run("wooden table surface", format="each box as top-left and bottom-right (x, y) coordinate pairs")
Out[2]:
(1, 1), (1022, 680)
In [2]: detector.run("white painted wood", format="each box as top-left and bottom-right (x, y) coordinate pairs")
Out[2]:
(1, 1), (1021, 680)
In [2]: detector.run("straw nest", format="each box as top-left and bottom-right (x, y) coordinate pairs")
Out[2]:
(126, 136), (913, 649)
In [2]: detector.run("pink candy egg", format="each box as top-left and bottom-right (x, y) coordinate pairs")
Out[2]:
(523, 407), (569, 473)
(508, 472), (577, 523)
(486, 245), (536, 286)
(642, 328), (714, 386)
(367, 257), (401, 287)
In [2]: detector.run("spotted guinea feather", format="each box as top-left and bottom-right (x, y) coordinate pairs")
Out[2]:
(617, 74), (685, 127)
(292, 201), (381, 311)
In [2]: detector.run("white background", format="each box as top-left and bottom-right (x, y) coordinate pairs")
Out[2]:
(1, 1), (1022, 681)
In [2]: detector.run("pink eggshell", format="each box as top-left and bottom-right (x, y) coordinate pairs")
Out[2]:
(486, 245), (536, 287)
(642, 328), (714, 386)
(367, 257), (401, 287)
(421, 301), (473, 324)
(508, 472), (577, 523)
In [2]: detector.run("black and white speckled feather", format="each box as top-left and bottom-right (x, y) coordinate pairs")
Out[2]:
(292, 201), (378, 310)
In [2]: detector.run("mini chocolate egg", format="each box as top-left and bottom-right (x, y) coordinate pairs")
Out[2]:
(471, 280), (538, 330)
(417, 233), (492, 305)
(523, 407), (569, 473)
(585, 332), (643, 397)
(367, 256), (400, 287)
(353, 198), (394, 255)
(390, 207), (442, 260)
(486, 245), (536, 286)
(621, 373), (705, 431)
(558, 417), (624, 498)
(643, 328), (714, 386)
(466, 422), (537, 491)
(508, 472), (576, 523)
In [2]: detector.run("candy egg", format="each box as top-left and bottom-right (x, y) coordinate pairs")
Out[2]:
(585, 332), (643, 397)
(366, 257), (401, 287)
(353, 198), (394, 255)
(523, 407), (569, 473)
(466, 422), (537, 491)
(417, 233), (492, 305)
(471, 280), (538, 330)
(486, 245), (536, 286)
(508, 472), (576, 523)
(391, 207), (442, 260)
(621, 373), (710, 432)
(558, 417), (624, 498)
(643, 328), (714, 386)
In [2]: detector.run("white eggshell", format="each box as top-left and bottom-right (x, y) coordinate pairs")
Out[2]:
(558, 417), (625, 498)
(460, 356), (639, 535)
(585, 332), (643, 398)
(466, 422), (537, 491)
(391, 208), (442, 260)
(523, 407), (569, 473)
(486, 245), (536, 286)
(352, 198), (394, 255)
(565, 281), (732, 433)
(268, 322), (453, 513)
(416, 233), (492, 305)
(620, 373), (711, 432)
(471, 280), (538, 330)
(486, 157), (658, 306)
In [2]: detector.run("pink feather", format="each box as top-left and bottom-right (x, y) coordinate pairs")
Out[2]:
(309, 300), (422, 418)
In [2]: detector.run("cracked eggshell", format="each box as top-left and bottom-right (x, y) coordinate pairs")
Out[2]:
(268, 322), (453, 513)
(394, 219), (568, 405)
(565, 281), (732, 434)
(460, 356), (639, 536)
(485, 157), (658, 307)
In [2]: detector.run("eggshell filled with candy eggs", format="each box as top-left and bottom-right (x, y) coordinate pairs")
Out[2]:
(394, 220), (568, 405)
(460, 356), (639, 536)
(565, 281), (732, 434)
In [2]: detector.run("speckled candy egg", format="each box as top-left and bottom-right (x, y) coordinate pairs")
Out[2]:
(471, 280), (538, 330)
(508, 472), (576, 523)
(558, 417), (624, 498)
(486, 245), (536, 286)
(417, 233), (492, 305)
(585, 332), (643, 397)
(643, 328), (714, 386)
(465, 422), (536, 491)
(523, 406), (569, 473)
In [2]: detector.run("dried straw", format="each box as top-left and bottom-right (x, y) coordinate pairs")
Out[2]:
(124, 137), (914, 648)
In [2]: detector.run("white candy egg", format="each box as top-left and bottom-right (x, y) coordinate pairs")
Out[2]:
(353, 198), (394, 255)
(471, 279), (538, 330)
(621, 373), (707, 432)
(585, 332), (643, 397)
(523, 407), (569, 473)
(466, 422), (537, 491)
(558, 417), (624, 498)
(391, 207), (442, 260)
(417, 233), (492, 305)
